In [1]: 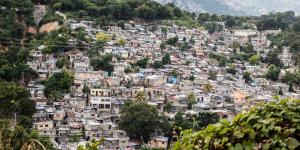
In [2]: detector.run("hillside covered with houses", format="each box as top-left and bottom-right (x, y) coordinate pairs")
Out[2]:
(1, 0), (300, 150)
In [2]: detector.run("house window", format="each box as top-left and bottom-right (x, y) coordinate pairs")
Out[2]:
(45, 125), (48, 127)
(105, 104), (110, 109)
(99, 104), (104, 108)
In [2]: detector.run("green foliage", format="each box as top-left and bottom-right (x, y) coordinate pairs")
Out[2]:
(17, 115), (32, 129)
(124, 67), (133, 74)
(248, 54), (260, 65)
(141, 146), (164, 150)
(196, 113), (219, 129)
(162, 53), (171, 65)
(166, 37), (179, 46)
(243, 72), (252, 83)
(39, 14), (65, 26)
(0, 120), (55, 150)
(90, 54), (114, 73)
(174, 112), (219, 131)
(225, 18), (237, 28)
(204, 22), (223, 34)
(170, 69), (178, 78)
(88, 41), (105, 58)
(119, 102), (169, 141)
(209, 53), (228, 67)
(77, 139), (104, 150)
(135, 57), (149, 69)
(256, 11), (295, 31)
(262, 49), (283, 67)
(0, 45), (37, 83)
(41, 31), (71, 54)
(282, 70), (300, 91)
(174, 112), (193, 130)
(44, 71), (74, 98)
(164, 102), (172, 113)
(82, 83), (90, 94)
(0, 0), (34, 42)
(189, 75), (195, 81)
(117, 38), (126, 47)
(174, 99), (300, 150)
(153, 61), (163, 69)
(49, 0), (192, 21)
(175, 18), (201, 29)
(0, 81), (35, 117)
(56, 57), (70, 69)
(266, 64), (280, 81)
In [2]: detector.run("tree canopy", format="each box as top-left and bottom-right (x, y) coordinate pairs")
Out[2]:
(0, 81), (35, 117)
(44, 71), (74, 98)
(119, 102), (169, 142)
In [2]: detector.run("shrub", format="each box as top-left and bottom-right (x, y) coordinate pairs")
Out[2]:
(174, 99), (300, 150)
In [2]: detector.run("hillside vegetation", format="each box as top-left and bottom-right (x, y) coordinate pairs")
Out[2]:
(173, 99), (300, 150)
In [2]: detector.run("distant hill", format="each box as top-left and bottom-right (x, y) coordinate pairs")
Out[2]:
(155, 0), (300, 16)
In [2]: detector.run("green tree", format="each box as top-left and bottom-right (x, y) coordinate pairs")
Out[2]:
(174, 112), (193, 130)
(77, 139), (104, 150)
(164, 102), (172, 113)
(135, 57), (149, 69)
(266, 64), (280, 81)
(154, 61), (163, 69)
(44, 71), (74, 98)
(189, 75), (195, 81)
(53, 2), (62, 10)
(197, 13), (210, 23)
(0, 81), (35, 117)
(243, 72), (252, 83)
(174, 99), (300, 150)
(90, 54), (114, 73)
(226, 18), (237, 27)
(0, 121), (54, 150)
(119, 102), (165, 142)
(124, 67), (133, 74)
(162, 53), (171, 65)
(56, 57), (70, 69)
(248, 54), (260, 65)
(196, 112), (219, 129)
(166, 37), (178, 46)
(117, 38), (126, 47)
(160, 43), (166, 50)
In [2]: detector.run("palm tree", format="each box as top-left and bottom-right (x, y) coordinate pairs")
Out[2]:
(21, 139), (46, 150)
